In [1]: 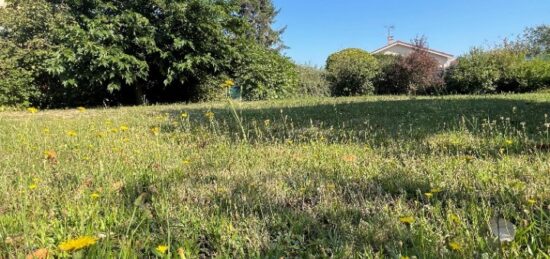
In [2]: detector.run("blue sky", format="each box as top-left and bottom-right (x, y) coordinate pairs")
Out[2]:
(272, 0), (550, 66)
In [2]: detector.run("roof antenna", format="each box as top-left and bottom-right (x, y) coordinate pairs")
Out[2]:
(385, 25), (395, 44)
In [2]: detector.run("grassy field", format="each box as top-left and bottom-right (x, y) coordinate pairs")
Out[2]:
(1, 94), (549, 258)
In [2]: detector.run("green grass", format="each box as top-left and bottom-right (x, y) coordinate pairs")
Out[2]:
(1, 94), (549, 258)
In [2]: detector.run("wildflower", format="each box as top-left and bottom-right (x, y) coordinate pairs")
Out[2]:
(119, 125), (129, 132)
(58, 236), (97, 252)
(91, 192), (100, 200)
(400, 256), (410, 259)
(181, 112), (189, 119)
(399, 216), (415, 225)
(43, 128), (50, 134)
(182, 159), (190, 165)
(150, 127), (161, 136)
(27, 107), (39, 114)
(77, 107), (86, 112)
(527, 199), (536, 206)
(221, 79), (235, 88)
(29, 184), (38, 190)
(156, 245), (169, 254)
(545, 123), (550, 128)
(424, 192), (433, 199)
(504, 139), (513, 146)
(449, 213), (461, 224)
(205, 111), (215, 120)
(448, 241), (462, 251)
(67, 130), (77, 137)
(44, 150), (57, 163)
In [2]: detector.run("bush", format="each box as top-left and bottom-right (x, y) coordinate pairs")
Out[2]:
(0, 41), (40, 106)
(326, 48), (379, 96)
(295, 65), (330, 97)
(444, 48), (550, 94)
(236, 45), (298, 100)
(373, 54), (400, 94)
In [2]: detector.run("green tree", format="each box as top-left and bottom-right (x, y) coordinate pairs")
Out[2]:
(234, 0), (286, 50)
(523, 25), (550, 58)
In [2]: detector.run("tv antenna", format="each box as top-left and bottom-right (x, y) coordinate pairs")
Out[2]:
(385, 25), (395, 43)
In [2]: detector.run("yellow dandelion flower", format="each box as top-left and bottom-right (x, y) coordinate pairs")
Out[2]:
(156, 245), (169, 254)
(399, 216), (415, 225)
(205, 111), (215, 120)
(527, 199), (536, 206)
(29, 184), (38, 190)
(150, 127), (161, 136)
(91, 192), (100, 199)
(27, 107), (39, 114)
(182, 159), (190, 165)
(449, 213), (461, 224)
(181, 112), (189, 119)
(58, 236), (97, 252)
(119, 125), (129, 132)
(424, 192), (433, 198)
(504, 139), (513, 146)
(43, 128), (50, 134)
(67, 130), (77, 137)
(221, 79), (235, 88)
(448, 241), (462, 251)
(77, 107), (86, 112)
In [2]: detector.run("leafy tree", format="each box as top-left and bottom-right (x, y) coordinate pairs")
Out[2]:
(296, 65), (330, 97)
(523, 25), (550, 58)
(326, 48), (379, 96)
(234, 0), (286, 50)
(383, 37), (444, 95)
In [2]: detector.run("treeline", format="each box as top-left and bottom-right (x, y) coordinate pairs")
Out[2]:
(304, 28), (550, 97)
(0, 0), (298, 107)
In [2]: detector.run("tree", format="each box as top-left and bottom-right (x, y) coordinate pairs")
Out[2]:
(381, 37), (444, 95)
(234, 0), (286, 50)
(523, 25), (550, 58)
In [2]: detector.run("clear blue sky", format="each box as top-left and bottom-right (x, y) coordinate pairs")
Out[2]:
(273, 0), (550, 66)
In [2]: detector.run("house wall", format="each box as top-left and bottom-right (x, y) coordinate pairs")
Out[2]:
(379, 45), (454, 68)
(0, 0), (5, 8)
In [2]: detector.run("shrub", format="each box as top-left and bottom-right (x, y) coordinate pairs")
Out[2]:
(377, 39), (444, 95)
(0, 41), (40, 106)
(236, 45), (298, 100)
(295, 65), (330, 97)
(373, 54), (400, 94)
(325, 48), (379, 96)
(444, 48), (547, 94)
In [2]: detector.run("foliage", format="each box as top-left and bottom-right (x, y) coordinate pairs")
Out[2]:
(0, 0), (296, 107)
(379, 38), (444, 95)
(445, 47), (550, 93)
(1, 94), (550, 257)
(234, 0), (286, 50)
(295, 65), (330, 97)
(0, 41), (38, 106)
(523, 24), (550, 58)
(326, 48), (379, 96)
(373, 54), (400, 94)
(236, 44), (298, 100)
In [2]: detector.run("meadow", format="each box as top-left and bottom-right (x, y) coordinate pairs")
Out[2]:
(0, 94), (549, 258)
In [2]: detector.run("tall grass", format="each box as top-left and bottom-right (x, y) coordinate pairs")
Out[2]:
(0, 94), (549, 258)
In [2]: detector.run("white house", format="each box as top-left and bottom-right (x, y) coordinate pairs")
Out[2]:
(373, 39), (455, 68)
(0, 0), (5, 8)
